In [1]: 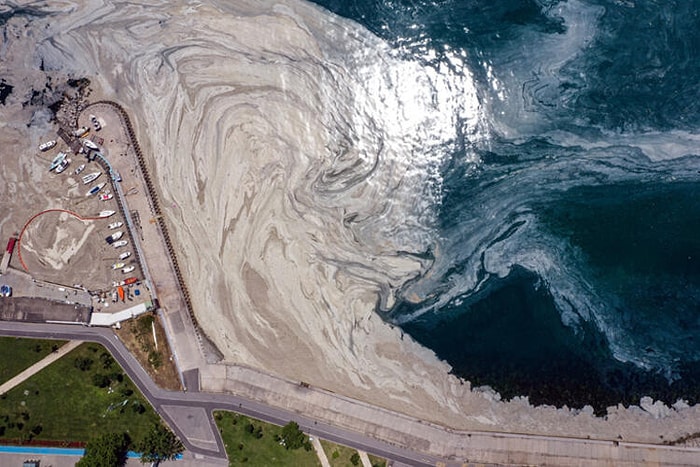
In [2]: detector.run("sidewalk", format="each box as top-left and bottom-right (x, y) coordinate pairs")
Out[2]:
(0, 340), (82, 395)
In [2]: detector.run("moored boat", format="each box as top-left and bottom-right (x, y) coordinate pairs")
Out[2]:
(39, 140), (57, 151)
(118, 251), (131, 260)
(82, 139), (99, 151)
(111, 262), (125, 270)
(49, 152), (67, 171)
(122, 265), (135, 274)
(74, 164), (86, 175)
(55, 158), (71, 174)
(99, 210), (116, 218)
(82, 172), (101, 184)
(113, 240), (128, 248)
(86, 182), (106, 196)
(108, 221), (123, 229)
(100, 193), (113, 201)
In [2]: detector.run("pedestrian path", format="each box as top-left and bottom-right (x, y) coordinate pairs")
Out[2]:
(0, 340), (82, 395)
(358, 449), (372, 467)
(311, 436), (331, 467)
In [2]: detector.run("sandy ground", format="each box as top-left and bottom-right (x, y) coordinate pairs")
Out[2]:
(2, 0), (700, 445)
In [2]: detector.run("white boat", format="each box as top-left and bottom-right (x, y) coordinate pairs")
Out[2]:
(100, 193), (113, 201)
(111, 262), (125, 270)
(86, 182), (106, 196)
(118, 251), (131, 260)
(122, 265), (135, 274)
(82, 172), (101, 184)
(108, 221), (123, 229)
(113, 240), (128, 248)
(55, 158), (71, 174)
(99, 210), (116, 218)
(82, 139), (99, 151)
(72, 126), (89, 137)
(74, 164), (86, 175)
(39, 140), (57, 151)
(110, 231), (123, 241)
(49, 152), (67, 171)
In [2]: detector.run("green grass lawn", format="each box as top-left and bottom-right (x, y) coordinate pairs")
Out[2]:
(320, 439), (386, 467)
(321, 439), (357, 466)
(0, 337), (66, 385)
(214, 411), (321, 466)
(0, 342), (161, 443)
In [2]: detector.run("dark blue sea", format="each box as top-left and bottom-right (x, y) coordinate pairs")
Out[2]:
(312, 0), (700, 412)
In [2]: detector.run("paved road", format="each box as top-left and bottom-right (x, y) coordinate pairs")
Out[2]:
(3, 322), (700, 466)
(0, 321), (442, 466)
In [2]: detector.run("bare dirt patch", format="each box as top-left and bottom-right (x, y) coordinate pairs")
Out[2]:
(115, 313), (181, 391)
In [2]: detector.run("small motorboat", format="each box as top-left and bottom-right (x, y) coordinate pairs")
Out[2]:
(111, 262), (125, 270)
(86, 182), (106, 197)
(122, 265), (135, 274)
(55, 158), (71, 174)
(113, 240), (128, 248)
(82, 172), (101, 184)
(119, 251), (132, 260)
(99, 210), (116, 218)
(74, 164), (86, 175)
(108, 221), (123, 229)
(100, 193), (113, 201)
(39, 140), (57, 151)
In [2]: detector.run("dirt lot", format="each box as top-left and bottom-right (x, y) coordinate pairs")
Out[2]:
(115, 313), (182, 390)
(2, 85), (142, 299)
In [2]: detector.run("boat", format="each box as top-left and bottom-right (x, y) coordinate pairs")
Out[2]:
(100, 193), (113, 201)
(39, 140), (57, 151)
(74, 164), (86, 175)
(86, 182), (106, 196)
(111, 262), (125, 270)
(117, 286), (125, 301)
(55, 158), (71, 174)
(99, 210), (116, 218)
(118, 251), (131, 260)
(82, 139), (99, 151)
(124, 277), (138, 285)
(82, 172), (101, 184)
(49, 152), (67, 171)
(108, 221), (123, 229)
(72, 126), (89, 137)
(122, 265), (135, 274)
(113, 240), (128, 248)
(105, 231), (123, 244)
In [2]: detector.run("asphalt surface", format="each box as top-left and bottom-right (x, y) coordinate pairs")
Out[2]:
(0, 321), (443, 466)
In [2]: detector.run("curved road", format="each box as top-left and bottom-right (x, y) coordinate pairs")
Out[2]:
(0, 321), (440, 466)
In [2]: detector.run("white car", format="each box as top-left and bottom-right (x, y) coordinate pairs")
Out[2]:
(90, 114), (102, 131)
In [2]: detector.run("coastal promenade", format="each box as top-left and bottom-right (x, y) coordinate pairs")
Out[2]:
(3, 101), (700, 466)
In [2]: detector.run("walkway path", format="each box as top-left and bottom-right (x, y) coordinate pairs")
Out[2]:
(0, 340), (82, 395)
(358, 450), (372, 467)
(311, 436), (331, 467)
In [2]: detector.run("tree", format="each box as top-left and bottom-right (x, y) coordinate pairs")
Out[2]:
(77, 432), (131, 467)
(136, 423), (184, 464)
(280, 421), (307, 450)
(350, 452), (361, 466)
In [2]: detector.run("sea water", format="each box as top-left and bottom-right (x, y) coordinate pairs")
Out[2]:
(312, 0), (700, 411)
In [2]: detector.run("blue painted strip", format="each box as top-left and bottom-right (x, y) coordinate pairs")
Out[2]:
(0, 445), (84, 456)
(0, 445), (182, 460)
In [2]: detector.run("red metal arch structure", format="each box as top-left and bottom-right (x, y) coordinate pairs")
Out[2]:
(17, 208), (105, 273)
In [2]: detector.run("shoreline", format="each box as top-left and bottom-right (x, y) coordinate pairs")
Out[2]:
(0, 0), (699, 450)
